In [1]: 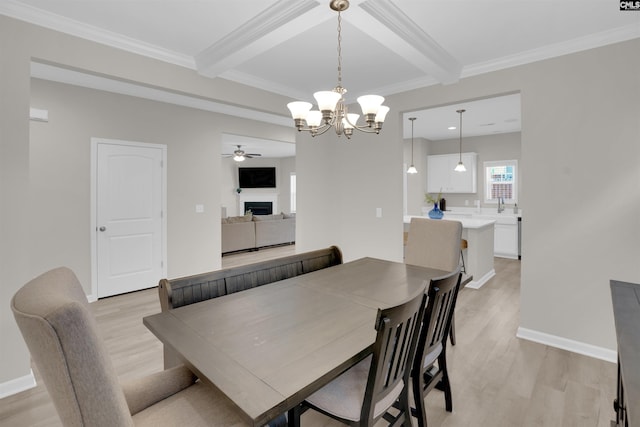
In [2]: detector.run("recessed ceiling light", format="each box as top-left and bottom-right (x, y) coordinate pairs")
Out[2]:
(448, 126), (456, 130)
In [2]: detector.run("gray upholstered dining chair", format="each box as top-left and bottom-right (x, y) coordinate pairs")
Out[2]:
(11, 266), (248, 427)
(410, 268), (462, 427)
(299, 291), (426, 426)
(404, 217), (463, 345)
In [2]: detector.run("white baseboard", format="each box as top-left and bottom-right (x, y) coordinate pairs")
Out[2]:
(517, 327), (617, 363)
(0, 370), (36, 399)
(465, 268), (496, 289)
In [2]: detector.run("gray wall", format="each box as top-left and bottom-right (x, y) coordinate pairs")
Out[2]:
(403, 137), (429, 215)
(29, 78), (293, 282)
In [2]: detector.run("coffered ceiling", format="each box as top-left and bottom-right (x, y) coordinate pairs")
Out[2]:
(4, 0), (639, 144)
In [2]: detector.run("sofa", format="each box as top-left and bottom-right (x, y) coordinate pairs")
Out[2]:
(221, 212), (295, 254)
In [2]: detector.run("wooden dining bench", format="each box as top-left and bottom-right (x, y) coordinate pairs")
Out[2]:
(157, 245), (343, 367)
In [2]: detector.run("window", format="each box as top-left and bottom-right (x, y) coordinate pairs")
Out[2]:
(290, 173), (296, 213)
(484, 160), (517, 204)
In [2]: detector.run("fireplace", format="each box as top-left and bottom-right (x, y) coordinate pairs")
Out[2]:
(244, 201), (273, 215)
(238, 193), (278, 216)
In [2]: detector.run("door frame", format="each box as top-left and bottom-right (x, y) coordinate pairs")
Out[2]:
(89, 138), (167, 301)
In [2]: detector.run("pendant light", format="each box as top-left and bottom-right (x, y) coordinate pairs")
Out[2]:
(454, 109), (467, 172)
(407, 117), (417, 174)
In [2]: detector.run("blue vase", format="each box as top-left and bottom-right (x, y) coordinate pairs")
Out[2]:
(428, 202), (444, 219)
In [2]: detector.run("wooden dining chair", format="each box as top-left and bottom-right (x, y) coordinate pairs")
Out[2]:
(411, 268), (462, 427)
(299, 291), (427, 426)
(404, 217), (463, 345)
(11, 267), (249, 427)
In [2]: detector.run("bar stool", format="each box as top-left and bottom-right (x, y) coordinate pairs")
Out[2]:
(460, 239), (468, 274)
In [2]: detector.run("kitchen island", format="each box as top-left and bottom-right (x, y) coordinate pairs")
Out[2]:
(404, 215), (496, 289)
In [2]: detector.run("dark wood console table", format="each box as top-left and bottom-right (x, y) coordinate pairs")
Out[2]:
(610, 280), (640, 427)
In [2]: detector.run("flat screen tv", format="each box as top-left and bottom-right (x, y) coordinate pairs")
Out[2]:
(238, 167), (276, 188)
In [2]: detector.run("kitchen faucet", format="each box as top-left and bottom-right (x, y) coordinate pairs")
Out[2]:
(497, 197), (504, 213)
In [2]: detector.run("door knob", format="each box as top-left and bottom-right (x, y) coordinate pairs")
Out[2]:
(99, 226), (106, 232)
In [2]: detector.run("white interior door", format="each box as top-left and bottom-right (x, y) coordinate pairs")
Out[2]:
(95, 140), (166, 298)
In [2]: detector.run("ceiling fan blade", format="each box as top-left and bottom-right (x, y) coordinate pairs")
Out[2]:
(246, 153), (262, 157)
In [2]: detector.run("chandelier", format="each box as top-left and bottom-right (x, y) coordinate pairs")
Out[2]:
(286, 0), (389, 139)
(454, 109), (467, 172)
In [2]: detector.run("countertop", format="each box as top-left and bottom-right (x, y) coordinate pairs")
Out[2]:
(404, 215), (495, 230)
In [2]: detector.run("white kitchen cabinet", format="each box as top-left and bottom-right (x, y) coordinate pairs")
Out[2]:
(445, 211), (520, 259)
(494, 222), (519, 259)
(427, 152), (477, 193)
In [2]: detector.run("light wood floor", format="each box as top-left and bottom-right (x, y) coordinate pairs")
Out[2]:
(0, 246), (617, 426)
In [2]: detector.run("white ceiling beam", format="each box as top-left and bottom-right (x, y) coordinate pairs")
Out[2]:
(196, 0), (330, 78)
(352, 0), (462, 85)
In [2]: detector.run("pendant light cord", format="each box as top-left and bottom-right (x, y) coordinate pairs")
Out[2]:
(459, 111), (462, 161)
(457, 109), (465, 162)
(410, 117), (416, 163)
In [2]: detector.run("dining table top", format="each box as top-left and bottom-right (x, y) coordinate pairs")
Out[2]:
(143, 257), (447, 426)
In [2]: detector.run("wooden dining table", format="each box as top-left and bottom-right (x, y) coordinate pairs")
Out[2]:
(143, 257), (447, 426)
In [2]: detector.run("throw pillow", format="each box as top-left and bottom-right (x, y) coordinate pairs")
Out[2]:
(227, 214), (253, 223)
(253, 213), (284, 221)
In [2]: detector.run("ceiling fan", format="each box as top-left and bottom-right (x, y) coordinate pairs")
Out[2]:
(222, 145), (262, 162)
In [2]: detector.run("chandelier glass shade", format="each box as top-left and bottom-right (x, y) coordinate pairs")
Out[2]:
(407, 117), (417, 174)
(454, 109), (467, 172)
(286, 0), (389, 139)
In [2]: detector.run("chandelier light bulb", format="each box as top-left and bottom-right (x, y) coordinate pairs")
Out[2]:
(313, 91), (342, 112)
(375, 106), (390, 123)
(287, 101), (311, 120)
(306, 111), (323, 127)
(342, 113), (360, 129)
(357, 95), (384, 115)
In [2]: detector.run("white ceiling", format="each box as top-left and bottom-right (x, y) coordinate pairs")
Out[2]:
(6, 0), (639, 146)
(404, 93), (522, 141)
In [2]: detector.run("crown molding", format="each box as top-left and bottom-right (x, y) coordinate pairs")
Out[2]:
(0, 0), (195, 69)
(463, 23), (640, 79)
